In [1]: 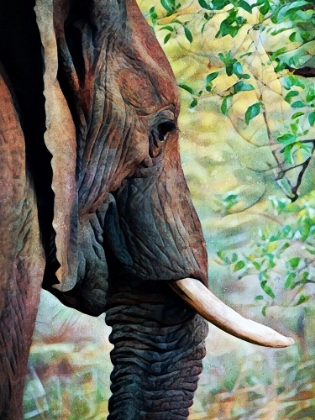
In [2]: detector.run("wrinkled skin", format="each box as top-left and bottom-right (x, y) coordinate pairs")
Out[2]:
(0, 0), (209, 419)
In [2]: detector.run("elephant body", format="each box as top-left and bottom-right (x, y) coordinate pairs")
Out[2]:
(0, 0), (208, 418)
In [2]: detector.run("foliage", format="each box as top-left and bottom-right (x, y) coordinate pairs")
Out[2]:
(216, 193), (315, 314)
(23, 344), (111, 419)
(195, 350), (315, 419)
(140, 0), (315, 312)
(143, 0), (315, 189)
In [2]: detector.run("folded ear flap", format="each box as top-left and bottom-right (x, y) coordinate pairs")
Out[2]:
(35, 0), (78, 292)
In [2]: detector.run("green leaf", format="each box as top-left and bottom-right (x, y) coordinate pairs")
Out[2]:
(291, 100), (306, 108)
(233, 62), (244, 78)
(212, 0), (229, 9)
(189, 98), (198, 108)
(245, 102), (261, 125)
(306, 87), (315, 102)
(221, 96), (231, 115)
(184, 27), (193, 43)
(285, 272), (296, 289)
(289, 257), (300, 269)
(295, 295), (308, 306)
(282, 144), (295, 164)
(262, 305), (267, 316)
(159, 25), (174, 32)
(239, 1), (252, 13)
(255, 295), (264, 301)
(233, 80), (254, 93)
(300, 271), (309, 284)
(205, 72), (219, 84)
(277, 133), (297, 146)
(164, 33), (172, 44)
(198, 0), (212, 10)
(301, 30), (312, 42)
(253, 261), (261, 270)
(270, 47), (287, 62)
(234, 260), (245, 271)
(283, 76), (305, 90)
(161, 0), (173, 12)
(292, 112), (304, 119)
(289, 32), (296, 42)
(284, 90), (299, 103)
(280, 242), (290, 251)
(259, 0), (270, 15)
(260, 280), (275, 298)
(217, 250), (225, 261)
(178, 83), (194, 94)
(308, 112), (315, 126)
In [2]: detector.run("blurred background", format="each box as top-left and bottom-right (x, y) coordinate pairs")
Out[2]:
(24, 1), (315, 418)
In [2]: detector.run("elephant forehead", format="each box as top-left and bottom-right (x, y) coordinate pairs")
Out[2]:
(124, 0), (180, 113)
(117, 67), (172, 113)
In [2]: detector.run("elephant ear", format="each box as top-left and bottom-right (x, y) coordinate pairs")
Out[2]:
(35, 0), (78, 292)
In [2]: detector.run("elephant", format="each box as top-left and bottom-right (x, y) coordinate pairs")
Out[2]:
(0, 0), (294, 419)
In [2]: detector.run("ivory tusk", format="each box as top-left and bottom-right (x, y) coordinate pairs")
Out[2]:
(170, 278), (294, 348)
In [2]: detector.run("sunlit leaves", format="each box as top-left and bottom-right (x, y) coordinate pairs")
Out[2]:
(184, 26), (193, 42)
(178, 83), (194, 94)
(205, 71), (219, 91)
(215, 9), (247, 38)
(160, 0), (181, 16)
(291, 100), (306, 108)
(149, 6), (158, 24)
(234, 260), (246, 271)
(278, 133), (297, 146)
(233, 80), (254, 93)
(284, 90), (299, 103)
(308, 112), (315, 126)
(289, 257), (300, 270)
(259, 0), (270, 15)
(283, 76), (305, 90)
(198, 0), (212, 10)
(261, 281), (275, 299)
(160, 20), (193, 44)
(216, 194), (315, 314)
(245, 102), (262, 125)
(178, 83), (203, 110)
(221, 95), (231, 115)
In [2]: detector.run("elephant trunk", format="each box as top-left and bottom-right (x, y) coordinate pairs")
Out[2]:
(105, 280), (208, 420)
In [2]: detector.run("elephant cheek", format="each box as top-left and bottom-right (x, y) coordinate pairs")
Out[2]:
(111, 158), (208, 285)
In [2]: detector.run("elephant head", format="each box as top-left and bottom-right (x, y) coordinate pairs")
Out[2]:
(0, 0), (293, 419)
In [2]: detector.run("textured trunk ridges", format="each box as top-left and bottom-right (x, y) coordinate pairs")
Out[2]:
(105, 281), (208, 420)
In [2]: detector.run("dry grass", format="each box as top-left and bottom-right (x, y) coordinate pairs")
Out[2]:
(23, 339), (315, 419)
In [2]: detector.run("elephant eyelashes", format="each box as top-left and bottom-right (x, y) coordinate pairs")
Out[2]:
(149, 120), (176, 158)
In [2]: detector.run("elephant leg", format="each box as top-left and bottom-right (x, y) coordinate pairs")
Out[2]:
(106, 280), (208, 420)
(0, 246), (42, 420)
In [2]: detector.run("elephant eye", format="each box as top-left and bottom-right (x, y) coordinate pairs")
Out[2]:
(149, 119), (177, 158)
(157, 120), (176, 141)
